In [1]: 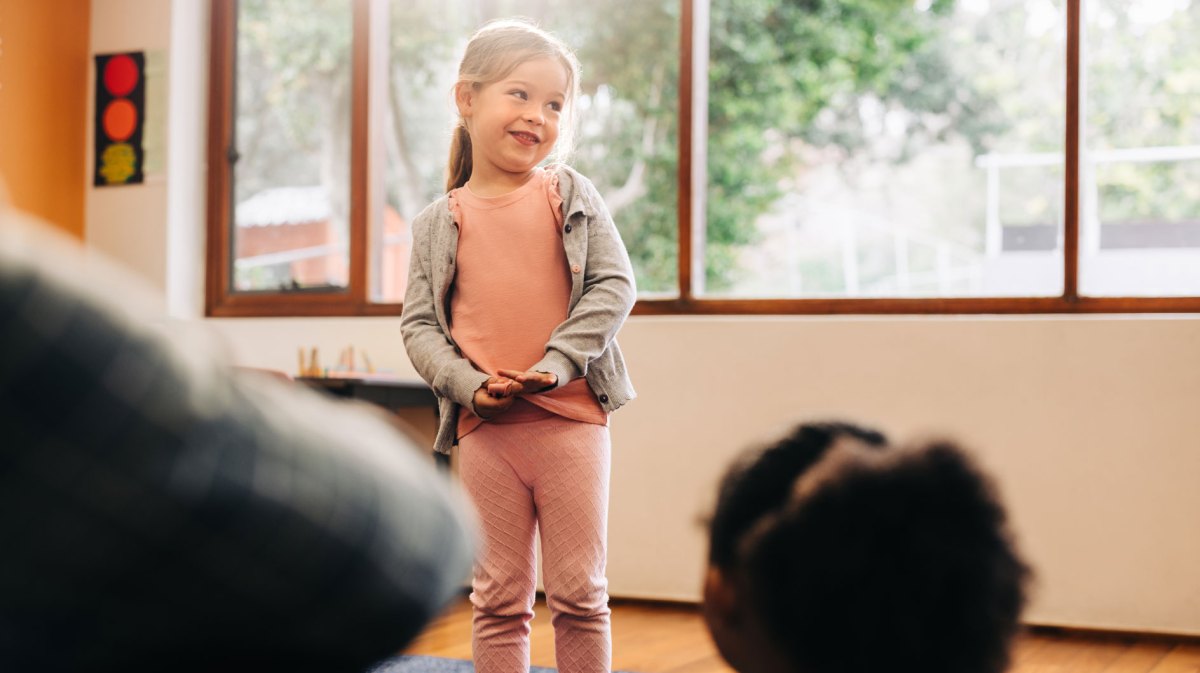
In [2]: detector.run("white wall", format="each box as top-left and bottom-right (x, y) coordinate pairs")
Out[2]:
(164, 0), (208, 320)
(86, 0), (173, 308)
(88, 0), (206, 318)
(90, 3), (1200, 637)
(206, 314), (1200, 635)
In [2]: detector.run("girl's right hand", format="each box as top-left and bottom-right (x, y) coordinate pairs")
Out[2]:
(473, 376), (518, 419)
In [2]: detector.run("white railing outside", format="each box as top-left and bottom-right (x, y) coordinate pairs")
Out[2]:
(975, 144), (1200, 257)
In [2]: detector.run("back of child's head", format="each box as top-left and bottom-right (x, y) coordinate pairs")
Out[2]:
(708, 422), (888, 569)
(707, 422), (1029, 673)
(447, 18), (582, 192)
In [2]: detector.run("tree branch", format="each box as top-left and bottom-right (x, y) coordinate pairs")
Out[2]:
(603, 63), (665, 216)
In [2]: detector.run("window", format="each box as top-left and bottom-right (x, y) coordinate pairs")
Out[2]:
(373, 0), (680, 302)
(701, 0), (1068, 299)
(207, 0), (1200, 316)
(207, 0), (678, 316)
(1078, 0), (1200, 297)
(230, 0), (353, 294)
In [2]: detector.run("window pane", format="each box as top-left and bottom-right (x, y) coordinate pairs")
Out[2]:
(233, 0), (352, 293)
(1079, 0), (1200, 296)
(375, 0), (679, 302)
(702, 0), (1065, 298)
(371, 2), (467, 303)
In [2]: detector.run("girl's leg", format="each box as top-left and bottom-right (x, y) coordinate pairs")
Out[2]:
(533, 421), (612, 673)
(458, 425), (538, 673)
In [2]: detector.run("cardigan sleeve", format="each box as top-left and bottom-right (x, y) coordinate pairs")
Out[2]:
(531, 170), (637, 386)
(400, 202), (490, 408)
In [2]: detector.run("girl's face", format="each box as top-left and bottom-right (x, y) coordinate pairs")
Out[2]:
(457, 57), (569, 185)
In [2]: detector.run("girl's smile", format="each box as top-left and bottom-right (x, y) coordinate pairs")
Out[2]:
(510, 130), (541, 146)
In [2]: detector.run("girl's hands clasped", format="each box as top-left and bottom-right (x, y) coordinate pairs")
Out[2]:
(472, 370), (560, 419)
(473, 375), (517, 419)
(496, 369), (558, 394)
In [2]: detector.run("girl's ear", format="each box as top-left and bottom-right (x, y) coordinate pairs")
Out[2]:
(454, 81), (476, 118)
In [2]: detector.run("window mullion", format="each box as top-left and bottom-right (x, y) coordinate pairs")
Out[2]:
(1063, 0), (1081, 301)
(205, 0), (236, 317)
(348, 0), (371, 307)
(678, 0), (695, 302)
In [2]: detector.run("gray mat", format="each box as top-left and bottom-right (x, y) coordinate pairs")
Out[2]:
(370, 655), (627, 673)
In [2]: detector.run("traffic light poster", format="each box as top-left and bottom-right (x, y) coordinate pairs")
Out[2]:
(94, 52), (145, 187)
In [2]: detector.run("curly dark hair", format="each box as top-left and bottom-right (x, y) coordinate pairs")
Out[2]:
(709, 423), (1029, 673)
(708, 421), (888, 568)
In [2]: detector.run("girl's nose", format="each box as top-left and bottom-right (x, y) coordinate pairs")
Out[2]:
(524, 106), (544, 125)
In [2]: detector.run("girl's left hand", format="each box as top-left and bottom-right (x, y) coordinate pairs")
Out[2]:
(496, 369), (558, 394)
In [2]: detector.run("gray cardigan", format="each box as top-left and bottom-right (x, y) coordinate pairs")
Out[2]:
(400, 164), (637, 455)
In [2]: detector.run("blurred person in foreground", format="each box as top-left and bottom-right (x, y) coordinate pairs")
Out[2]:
(702, 422), (1030, 673)
(0, 195), (475, 672)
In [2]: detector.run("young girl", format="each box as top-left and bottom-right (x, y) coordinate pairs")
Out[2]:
(400, 18), (637, 673)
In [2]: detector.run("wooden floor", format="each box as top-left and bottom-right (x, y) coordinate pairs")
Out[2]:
(406, 597), (1200, 673)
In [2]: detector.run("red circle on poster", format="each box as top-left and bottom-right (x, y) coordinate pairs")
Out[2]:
(103, 55), (139, 96)
(103, 99), (138, 141)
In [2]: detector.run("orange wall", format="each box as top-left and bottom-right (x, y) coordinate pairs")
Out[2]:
(0, 0), (91, 238)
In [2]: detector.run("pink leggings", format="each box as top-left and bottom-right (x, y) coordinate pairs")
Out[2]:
(458, 411), (611, 673)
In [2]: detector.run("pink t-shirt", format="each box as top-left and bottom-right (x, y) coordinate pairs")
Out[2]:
(448, 168), (607, 438)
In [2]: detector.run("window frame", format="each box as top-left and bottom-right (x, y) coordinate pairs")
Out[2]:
(207, 0), (391, 317)
(205, 0), (1200, 317)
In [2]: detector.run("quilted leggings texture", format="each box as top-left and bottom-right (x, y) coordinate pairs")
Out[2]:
(458, 415), (611, 673)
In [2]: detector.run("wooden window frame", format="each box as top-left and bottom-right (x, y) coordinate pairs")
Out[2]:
(206, 0), (392, 317)
(206, 0), (1200, 317)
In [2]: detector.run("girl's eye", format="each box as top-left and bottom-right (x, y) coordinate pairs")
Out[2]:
(509, 90), (528, 100)
(548, 101), (563, 113)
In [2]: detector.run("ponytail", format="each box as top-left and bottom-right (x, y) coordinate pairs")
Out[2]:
(446, 123), (473, 193)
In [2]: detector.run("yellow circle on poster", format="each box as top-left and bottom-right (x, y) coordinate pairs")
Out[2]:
(100, 143), (137, 184)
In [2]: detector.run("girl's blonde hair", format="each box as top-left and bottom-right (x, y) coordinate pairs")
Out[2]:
(447, 18), (582, 192)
